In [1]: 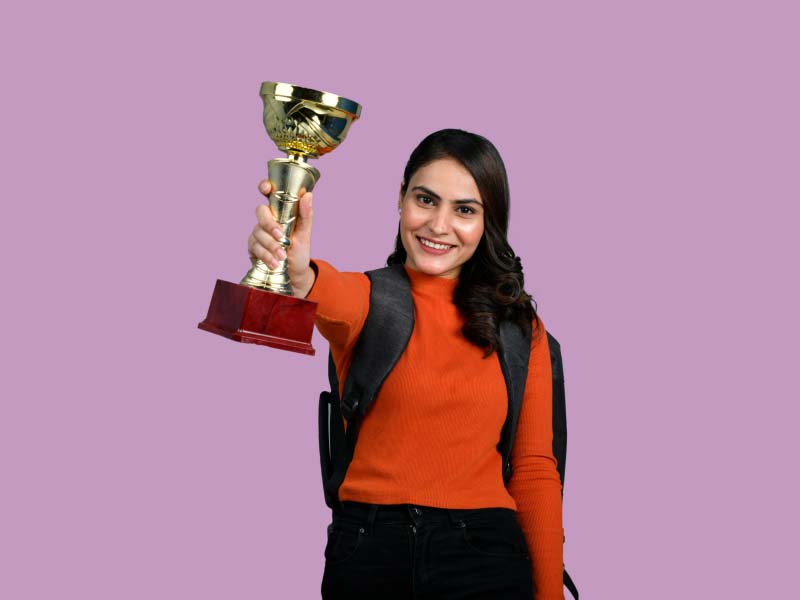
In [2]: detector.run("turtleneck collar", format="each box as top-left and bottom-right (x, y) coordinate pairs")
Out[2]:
(403, 264), (459, 296)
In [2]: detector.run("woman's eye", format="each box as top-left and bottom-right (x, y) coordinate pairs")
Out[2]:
(417, 195), (434, 205)
(457, 206), (475, 215)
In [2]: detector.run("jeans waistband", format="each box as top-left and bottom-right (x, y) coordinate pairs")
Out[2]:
(333, 501), (514, 534)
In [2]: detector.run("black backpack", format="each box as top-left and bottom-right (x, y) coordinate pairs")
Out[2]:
(317, 264), (578, 599)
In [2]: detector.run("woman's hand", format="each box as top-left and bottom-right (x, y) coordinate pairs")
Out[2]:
(247, 179), (316, 298)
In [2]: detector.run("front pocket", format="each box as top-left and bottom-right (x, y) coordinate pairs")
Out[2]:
(324, 522), (365, 565)
(461, 517), (530, 559)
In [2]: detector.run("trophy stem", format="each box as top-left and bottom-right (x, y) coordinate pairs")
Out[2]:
(240, 157), (320, 294)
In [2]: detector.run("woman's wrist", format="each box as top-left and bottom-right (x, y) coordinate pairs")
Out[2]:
(292, 264), (317, 298)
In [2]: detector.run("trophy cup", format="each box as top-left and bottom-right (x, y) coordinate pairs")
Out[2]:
(198, 82), (362, 355)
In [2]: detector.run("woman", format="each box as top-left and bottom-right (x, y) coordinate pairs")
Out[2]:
(248, 129), (564, 599)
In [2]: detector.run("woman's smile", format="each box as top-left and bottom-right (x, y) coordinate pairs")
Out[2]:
(416, 235), (456, 254)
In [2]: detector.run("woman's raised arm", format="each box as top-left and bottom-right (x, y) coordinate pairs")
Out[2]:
(247, 180), (370, 372)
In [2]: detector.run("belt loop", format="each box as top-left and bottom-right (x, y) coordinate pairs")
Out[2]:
(366, 504), (379, 535)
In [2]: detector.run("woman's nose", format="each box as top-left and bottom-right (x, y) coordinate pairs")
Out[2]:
(429, 207), (451, 234)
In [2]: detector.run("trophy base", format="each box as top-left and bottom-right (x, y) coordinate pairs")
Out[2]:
(198, 279), (316, 355)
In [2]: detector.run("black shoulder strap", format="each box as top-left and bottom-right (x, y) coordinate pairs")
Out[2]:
(548, 331), (568, 492)
(564, 569), (579, 599)
(319, 265), (414, 509)
(497, 320), (532, 483)
(339, 265), (414, 421)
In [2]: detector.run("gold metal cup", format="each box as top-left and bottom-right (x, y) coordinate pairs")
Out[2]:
(241, 82), (362, 294)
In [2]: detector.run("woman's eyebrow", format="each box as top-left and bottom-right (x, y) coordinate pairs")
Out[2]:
(453, 198), (483, 207)
(411, 185), (441, 200)
(411, 185), (483, 206)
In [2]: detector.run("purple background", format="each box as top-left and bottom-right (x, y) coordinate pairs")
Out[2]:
(2, 1), (798, 598)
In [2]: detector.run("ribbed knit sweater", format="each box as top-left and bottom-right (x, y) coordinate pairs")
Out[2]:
(308, 259), (565, 599)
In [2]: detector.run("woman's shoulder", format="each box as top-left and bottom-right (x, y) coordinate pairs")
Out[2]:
(307, 259), (371, 308)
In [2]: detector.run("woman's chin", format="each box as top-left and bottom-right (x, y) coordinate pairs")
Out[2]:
(407, 258), (460, 279)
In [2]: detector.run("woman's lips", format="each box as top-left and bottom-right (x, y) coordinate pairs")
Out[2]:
(417, 236), (454, 255)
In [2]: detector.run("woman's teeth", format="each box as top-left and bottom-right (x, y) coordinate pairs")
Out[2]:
(419, 237), (452, 250)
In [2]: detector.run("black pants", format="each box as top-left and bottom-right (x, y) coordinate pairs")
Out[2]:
(321, 501), (533, 599)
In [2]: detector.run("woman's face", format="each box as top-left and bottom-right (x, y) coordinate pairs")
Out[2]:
(398, 158), (485, 279)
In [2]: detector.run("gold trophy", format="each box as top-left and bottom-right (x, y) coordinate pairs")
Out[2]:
(198, 82), (362, 355)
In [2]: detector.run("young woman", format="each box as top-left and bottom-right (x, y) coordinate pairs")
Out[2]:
(248, 129), (564, 599)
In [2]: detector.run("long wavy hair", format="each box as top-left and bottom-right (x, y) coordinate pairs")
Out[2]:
(387, 129), (541, 356)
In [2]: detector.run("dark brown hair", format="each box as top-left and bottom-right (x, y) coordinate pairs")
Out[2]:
(387, 129), (540, 356)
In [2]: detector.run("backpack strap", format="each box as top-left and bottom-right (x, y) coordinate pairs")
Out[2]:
(339, 265), (414, 421)
(497, 320), (532, 484)
(564, 568), (579, 599)
(548, 331), (568, 492)
(319, 265), (414, 509)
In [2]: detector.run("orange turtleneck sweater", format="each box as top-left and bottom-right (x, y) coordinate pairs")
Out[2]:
(308, 259), (565, 599)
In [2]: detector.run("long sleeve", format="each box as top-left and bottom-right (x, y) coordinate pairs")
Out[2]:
(306, 259), (371, 395)
(507, 320), (565, 600)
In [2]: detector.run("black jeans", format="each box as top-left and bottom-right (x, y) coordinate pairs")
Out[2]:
(321, 501), (533, 599)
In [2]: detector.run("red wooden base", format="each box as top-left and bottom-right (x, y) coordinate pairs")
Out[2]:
(198, 279), (317, 355)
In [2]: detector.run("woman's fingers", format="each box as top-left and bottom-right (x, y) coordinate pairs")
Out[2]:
(250, 223), (287, 265)
(251, 202), (288, 270)
(255, 204), (284, 239)
(249, 239), (282, 269)
(258, 179), (272, 197)
(252, 225), (286, 256)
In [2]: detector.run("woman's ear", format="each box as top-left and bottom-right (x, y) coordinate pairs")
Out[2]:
(398, 181), (405, 211)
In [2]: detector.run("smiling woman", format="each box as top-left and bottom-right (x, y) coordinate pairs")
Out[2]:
(248, 129), (566, 599)
(387, 129), (536, 357)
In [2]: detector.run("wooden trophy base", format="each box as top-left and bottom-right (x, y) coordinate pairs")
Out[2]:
(198, 279), (316, 355)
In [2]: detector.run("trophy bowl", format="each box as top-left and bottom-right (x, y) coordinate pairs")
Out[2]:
(261, 82), (362, 159)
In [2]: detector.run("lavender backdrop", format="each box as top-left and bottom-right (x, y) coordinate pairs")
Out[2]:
(2, 1), (798, 598)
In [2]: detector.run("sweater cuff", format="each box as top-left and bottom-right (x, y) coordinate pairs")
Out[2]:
(303, 260), (320, 299)
(306, 258), (336, 304)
